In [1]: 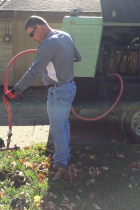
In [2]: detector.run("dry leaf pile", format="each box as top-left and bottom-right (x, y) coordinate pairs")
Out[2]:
(52, 165), (83, 183)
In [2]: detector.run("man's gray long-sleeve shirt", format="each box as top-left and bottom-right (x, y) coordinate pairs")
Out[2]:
(14, 30), (82, 94)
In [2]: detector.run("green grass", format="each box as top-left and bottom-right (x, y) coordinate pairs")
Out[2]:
(1, 141), (140, 209)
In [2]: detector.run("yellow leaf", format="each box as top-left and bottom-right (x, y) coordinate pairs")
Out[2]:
(34, 195), (41, 203)
(90, 155), (96, 160)
(19, 158), (24, 163)
(35, 203), (40, 207)
(0, 192), (3, 199)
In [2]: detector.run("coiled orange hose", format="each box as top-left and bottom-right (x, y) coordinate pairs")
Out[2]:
(4, 50), (123, 132)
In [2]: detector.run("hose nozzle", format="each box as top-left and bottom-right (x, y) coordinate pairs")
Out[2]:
(7, 130), (12, 148)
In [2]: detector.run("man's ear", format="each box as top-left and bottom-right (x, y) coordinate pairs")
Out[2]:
(37, 25), (42, 32)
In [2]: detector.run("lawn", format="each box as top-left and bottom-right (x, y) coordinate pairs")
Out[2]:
(0, 140), (140, 210)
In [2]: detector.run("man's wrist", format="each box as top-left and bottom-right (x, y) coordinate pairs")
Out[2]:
(11, 88), (16, 94)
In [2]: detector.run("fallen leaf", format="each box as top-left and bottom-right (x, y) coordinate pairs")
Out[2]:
(25, 157), (30, 161)
(102, 167), (109, 170)
(109, 139), (119, 144)
(47, 201), (55, 210)
(129, 162), (140, 169)
(84, 147), (90, 150)
(85, 182), (89, 187)
(79, 154), (86, 158)
(10, 161), (16, 167)
(76, 195), (81, 200)
(93, 203), (101, 209)
(34, 195), (41, 203)
(61, 202), (76, 210)
(122, 173), (127, 177)
(9, 159), (14, 163)
(63, 195), (69, 202)
(89, 167), (101, 176)
(132, 168), (138, 171)
(24, 146), (29, 150)
(90, 179), (95, 184)
(129, 177), (134, 181)
(0, 192), (3, 199)
(19, 159), (24, 163)
(53, 166), (78, 183)
(49, 192), (57, 199)
(20, 191), (25, 196)
(52, 168), (64, 180)
(61, 195), (76, 210)
(38, 147), (46, 151)
(24, 161), (33, 169)
(77, 162), (82, 166)
(0, 189), (5, 194)
(89, 192), (95, 199)
(117, 154), (125, 158)
(37, 174), (44, 179)
(78, 189), (82, 193)
(128, 184), (133, 189)
(90, 155), (96, 160)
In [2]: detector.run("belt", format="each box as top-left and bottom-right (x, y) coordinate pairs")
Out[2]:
(47, 80), (74, 89)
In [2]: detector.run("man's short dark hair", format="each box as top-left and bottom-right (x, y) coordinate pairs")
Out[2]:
(25, 16), (48, 30)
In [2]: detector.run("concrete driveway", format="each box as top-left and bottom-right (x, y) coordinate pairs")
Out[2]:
(0, 87), (125, 148)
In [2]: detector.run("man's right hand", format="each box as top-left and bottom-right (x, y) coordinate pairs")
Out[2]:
(3, 88), (23, 107)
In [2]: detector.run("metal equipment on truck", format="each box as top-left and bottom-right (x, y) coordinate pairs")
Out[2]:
(61, 0), (140, 142)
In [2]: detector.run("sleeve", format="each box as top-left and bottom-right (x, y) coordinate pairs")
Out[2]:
(70, 35), (82, 62)
(13, 41), (57, 94)
(74, 44), (82, 62)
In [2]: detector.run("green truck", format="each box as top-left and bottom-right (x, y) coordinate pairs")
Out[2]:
(62, 0), (140, 142)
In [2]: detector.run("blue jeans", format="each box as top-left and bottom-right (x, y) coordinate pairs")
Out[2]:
(47, 81), (76, 168)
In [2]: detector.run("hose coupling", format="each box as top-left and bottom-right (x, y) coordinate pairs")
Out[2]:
(7, 131), (12, 144)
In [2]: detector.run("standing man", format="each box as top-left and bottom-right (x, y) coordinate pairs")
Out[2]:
(3, 16), (82, 171)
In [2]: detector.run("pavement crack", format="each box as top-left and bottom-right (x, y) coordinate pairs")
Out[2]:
(12, 101), (23, 118)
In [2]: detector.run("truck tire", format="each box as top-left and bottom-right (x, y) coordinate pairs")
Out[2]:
(121, 101), (140, 142)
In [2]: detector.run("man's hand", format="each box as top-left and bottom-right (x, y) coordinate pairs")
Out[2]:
(3, 88), (23, 107)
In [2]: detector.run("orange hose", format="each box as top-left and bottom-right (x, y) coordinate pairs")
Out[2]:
(4, 50), (123, 130)
(71, 73), (123, 121)
(4, 49), (37, 130)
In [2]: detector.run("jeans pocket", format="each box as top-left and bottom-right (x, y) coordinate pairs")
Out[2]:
(56, 90), (73, 107)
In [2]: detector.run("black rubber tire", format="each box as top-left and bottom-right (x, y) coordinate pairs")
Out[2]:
(121, 101), (140, 142)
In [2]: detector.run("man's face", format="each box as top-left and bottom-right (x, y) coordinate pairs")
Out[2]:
(27, 26), (43, 43)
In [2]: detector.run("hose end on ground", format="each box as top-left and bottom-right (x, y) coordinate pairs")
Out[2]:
(7, 130), (12, 148)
